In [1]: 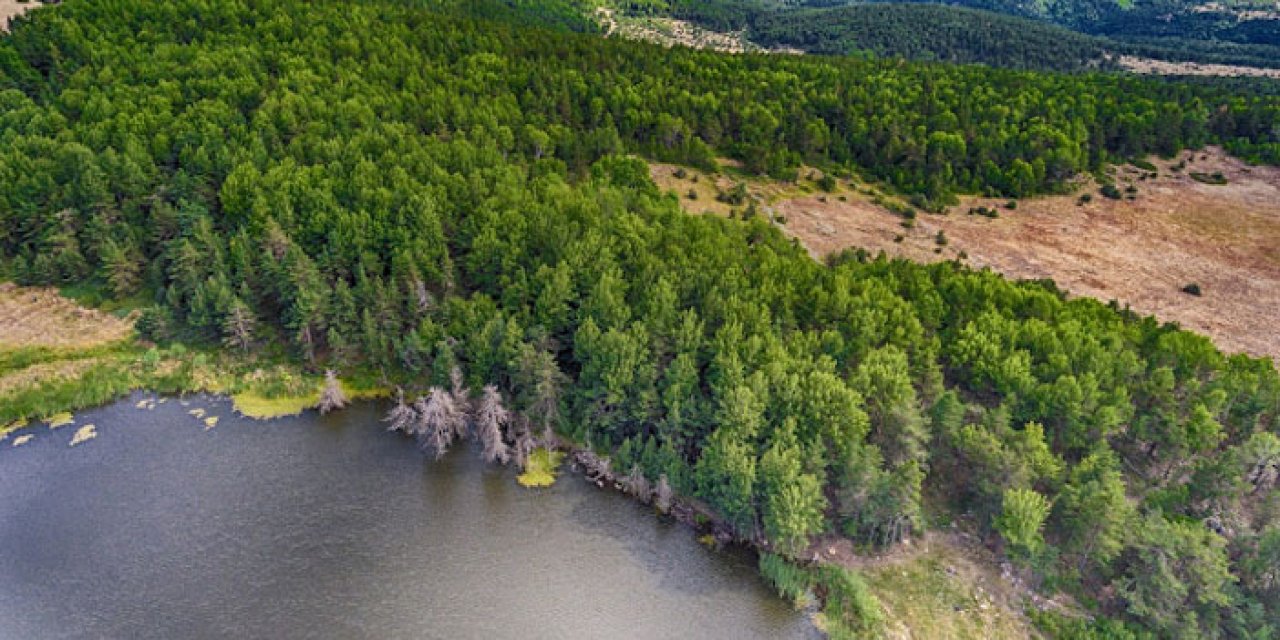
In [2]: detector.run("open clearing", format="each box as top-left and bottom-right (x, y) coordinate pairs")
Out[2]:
(809, 531), (1042, 640)
(656, 146), (1280, 363)
(1118, 55), (1280, 79)
(0, 0), (38, 32)
(0, 283), (135, 349)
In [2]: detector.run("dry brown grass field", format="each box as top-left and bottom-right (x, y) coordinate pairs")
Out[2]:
(657, 146), (1280, 363)
(0, 283), (135, 349)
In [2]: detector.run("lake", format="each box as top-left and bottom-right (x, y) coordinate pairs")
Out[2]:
(0, 394), (815, 639)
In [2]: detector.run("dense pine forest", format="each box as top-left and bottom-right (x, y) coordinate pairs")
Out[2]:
(1, 0), (1279, 637)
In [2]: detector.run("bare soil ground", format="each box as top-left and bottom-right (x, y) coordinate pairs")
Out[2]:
(0, 283), (135, 349)
(0, 0), (38, 32)
(601, 10), (803, 55)
(760, 147), (1280, 363)
(1118, 55), (1280, 79)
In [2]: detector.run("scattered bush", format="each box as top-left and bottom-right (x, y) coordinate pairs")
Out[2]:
(1190, 172), (1228, 185)
(1130, 158), (1158, 172)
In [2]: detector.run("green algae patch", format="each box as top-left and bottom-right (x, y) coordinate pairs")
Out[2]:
(232, 390), (320, 419)
(232, 379), (390, 420)
(517, 448), (565, 488)
(341, 382), (391, 402)
(1, 419), (26, 438)
(46, 412), (74, 429)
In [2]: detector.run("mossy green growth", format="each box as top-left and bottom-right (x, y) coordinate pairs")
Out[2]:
(46, 412), (75, 428)
(517, 448), (565, 488)
(232, 389), (320, 419)
(232, 379), (390, 419)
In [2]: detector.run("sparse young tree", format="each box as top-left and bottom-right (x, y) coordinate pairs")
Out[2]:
(474, 385), (512, 465)
(515, 344), (567, 443)
(995, 487), (1052, 564)
(317, 370), (347, 414)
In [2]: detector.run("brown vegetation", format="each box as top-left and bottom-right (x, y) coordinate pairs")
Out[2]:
(1117, 55), (1280, 79)
(657, 147), (1280, 363)
(0, 283), (135, 349)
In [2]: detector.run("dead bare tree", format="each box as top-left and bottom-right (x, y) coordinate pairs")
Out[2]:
(449, 366), (471, 440)
(384, 388), (415, 434)
(317, 370), (347, 414)
(474, 385), (512, 465)
(622, 464), (652, 503)
(654, 474), (674, 514)
(221, 299), (256, 352)
(512, 419), (537, 470)
(414, 387), (463, 459)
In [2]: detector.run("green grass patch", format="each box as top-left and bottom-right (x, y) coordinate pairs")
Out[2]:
(759, 553), (816, 607)
(58, 280), (151, 315)
(517, 448), (565, 487)
(231, 378), (390, 419)
(814, 565), (886, 640)
(859, 547), (1029, 639)
(232, 389), (320, 419)
(0, 341), (135, 377)
(45, 411), (75, 428)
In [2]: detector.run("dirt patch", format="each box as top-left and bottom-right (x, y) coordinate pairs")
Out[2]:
(762, 147), (1280, 363)
(0, 0), (39, 32)
(1117, 55), (1280, 79)
(0, 283), (135, 349)
(606, 13), (802, 55)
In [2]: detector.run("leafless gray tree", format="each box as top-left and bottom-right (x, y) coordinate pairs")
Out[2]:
(317, 370), (347, 414)
(384, 388), (415, 434)
(221, 300), (256, 352)
(474, 385), (512, 465)
(622, 464), (652, 503)
(414, 387), (463, 459)
(654, 474), (674, 514)
(512, 421), (537, 470)
(449, 366), (471, 439)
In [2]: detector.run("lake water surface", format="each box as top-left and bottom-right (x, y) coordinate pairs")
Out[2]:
(0, 394), (815, 639)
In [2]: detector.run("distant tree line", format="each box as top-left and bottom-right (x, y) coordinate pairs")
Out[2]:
(662, 0), (1280, 70)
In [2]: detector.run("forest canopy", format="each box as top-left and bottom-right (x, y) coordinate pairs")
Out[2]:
(0, 1), (1278, 637)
